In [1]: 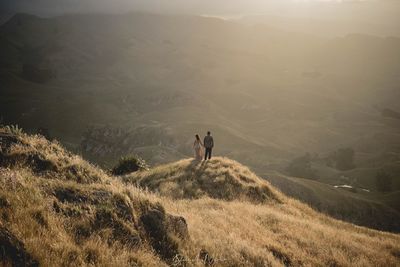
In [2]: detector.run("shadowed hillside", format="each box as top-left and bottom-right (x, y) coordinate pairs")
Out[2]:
(1, 128), (399, 266)
(0, 127), (189, 266)
(265, 172), (400, 233)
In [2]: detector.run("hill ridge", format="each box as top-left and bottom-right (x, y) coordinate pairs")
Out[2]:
(0, 128), (400, 266)
(123, 157), (284, 204)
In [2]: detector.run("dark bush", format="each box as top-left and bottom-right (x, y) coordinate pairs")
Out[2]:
(111, 155), (148, 176)
(286, 153), (316, 179)
(327, 148), (356, 171)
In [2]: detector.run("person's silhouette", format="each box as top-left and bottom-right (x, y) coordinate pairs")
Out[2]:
(203, 131), (214, 160)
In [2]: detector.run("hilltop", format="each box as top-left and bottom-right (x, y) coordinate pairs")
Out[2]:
(0, 128), (399, 266)
(124, 159), (400, 233)
(123, 158), (283, 204)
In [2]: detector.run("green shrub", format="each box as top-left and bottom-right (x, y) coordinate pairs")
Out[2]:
(112, 155), (149, 176)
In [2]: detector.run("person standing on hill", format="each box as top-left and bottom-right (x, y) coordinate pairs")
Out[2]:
(193, 134), (204, 161)
(203, 131), (214, 160)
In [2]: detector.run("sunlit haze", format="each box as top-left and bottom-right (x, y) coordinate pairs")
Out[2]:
(0, 0), (399, 265)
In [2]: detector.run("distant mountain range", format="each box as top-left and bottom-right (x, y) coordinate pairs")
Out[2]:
(1, 13), (399, 231)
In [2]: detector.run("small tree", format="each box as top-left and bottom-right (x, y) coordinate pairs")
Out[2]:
(375, 170), (392, 192)
(111, 155), (149, 176)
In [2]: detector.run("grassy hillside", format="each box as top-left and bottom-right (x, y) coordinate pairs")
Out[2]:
(1, 128), (399, 266)
(123, 158), (282, 204)
(264, 172), (400, 232)
(1, 13), (399, 194)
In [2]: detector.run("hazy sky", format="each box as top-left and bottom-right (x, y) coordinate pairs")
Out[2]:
(1, 0), (399, 35)
(1, 0), (400, 16)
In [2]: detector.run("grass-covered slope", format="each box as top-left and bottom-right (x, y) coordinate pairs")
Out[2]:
(0, 128), (400, 266)
(123, 158), (283, 204)
(0, 128), (191, 266)
(264, 172), (400, 233)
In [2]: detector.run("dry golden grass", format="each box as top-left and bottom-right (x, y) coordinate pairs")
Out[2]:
(163, 197), (400, 266)
(125, 158), (283, 204)
(127, 158), (400, 266)
(0, 129), (399, 266)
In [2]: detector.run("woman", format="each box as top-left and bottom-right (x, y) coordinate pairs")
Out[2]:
(193, 134), (204, 161)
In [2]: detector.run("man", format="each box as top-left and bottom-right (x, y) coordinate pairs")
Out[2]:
(203, 131), (214, 160)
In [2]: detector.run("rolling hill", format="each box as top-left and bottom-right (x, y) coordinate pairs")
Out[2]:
(264, 172), (400, 232)
(1, 12), (399, 169)
(1, 128), (400, 266)
(1, 12), (400, 237)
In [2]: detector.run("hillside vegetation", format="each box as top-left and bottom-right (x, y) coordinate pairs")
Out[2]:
(123, 158), (283, 204)
(265, 172), (400, 232)
(1, 13), (399, 170)
(1, 13), (399, 229)
(0, 128), (399, 266)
